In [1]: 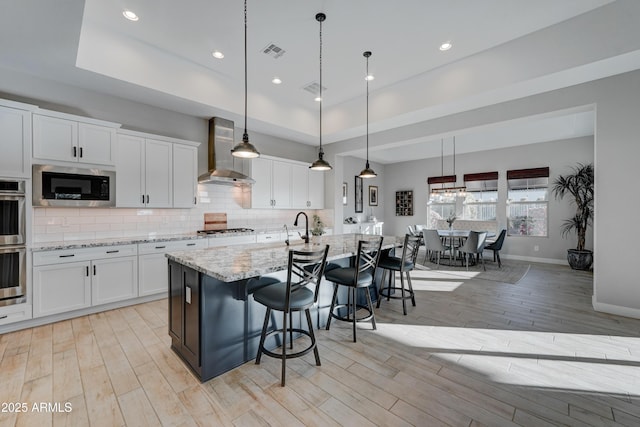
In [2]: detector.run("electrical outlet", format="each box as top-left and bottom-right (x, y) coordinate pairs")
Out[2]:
(534, 245), (539, 251)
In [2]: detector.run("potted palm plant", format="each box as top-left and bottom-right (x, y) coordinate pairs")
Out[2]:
(551, 163), (594, 270)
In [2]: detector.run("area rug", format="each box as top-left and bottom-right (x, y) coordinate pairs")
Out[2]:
(413, 249), (530, 284)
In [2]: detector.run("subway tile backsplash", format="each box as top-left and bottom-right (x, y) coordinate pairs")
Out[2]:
(33, 184), (333, 243)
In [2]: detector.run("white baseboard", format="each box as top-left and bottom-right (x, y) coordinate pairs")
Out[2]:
(0, 293), (167, 334)
(501, 254), (566, 265)
(592, 297), (640, 320)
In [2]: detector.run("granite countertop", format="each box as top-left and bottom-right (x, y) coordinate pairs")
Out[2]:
(166, 233), (403, 282)
(31, 232), (205, 252)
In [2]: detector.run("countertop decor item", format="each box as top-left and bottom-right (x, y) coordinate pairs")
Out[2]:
(358, 51), (377, 179)
(309, 12), (332, 171)
(311, 214), (325, 236)
(231, 0), (260, 159)
(552, 162), (594, 270)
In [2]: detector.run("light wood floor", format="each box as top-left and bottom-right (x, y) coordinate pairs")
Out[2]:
(3, 261), (640, 426)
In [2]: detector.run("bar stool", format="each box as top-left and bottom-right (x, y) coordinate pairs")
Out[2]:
(325, 236), (384, 342)
(376, 234), (421, 315)
(253, 245), (330, 386)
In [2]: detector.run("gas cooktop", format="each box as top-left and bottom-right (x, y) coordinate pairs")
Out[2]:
(197, 228), (254, 235)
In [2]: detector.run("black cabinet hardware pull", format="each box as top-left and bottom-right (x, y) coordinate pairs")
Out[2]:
(142, 194), (145, 204)
(73, 146), (77, 157)
(59, 254), (75, 258)
(146, 195), (149, 204)
(79, 147), (83, 158)
(93, 265), (96, 275)
(86, 266), (89, 276)
(106, 250), (119, 254)
(0, 315), (7, 320)
(186, 243), (196, 246)
(155, 246), (166, 249)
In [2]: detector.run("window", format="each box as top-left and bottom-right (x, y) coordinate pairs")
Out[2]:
(427, 175), (457, 229)
(507, 167), (549, 237)
(463, 172), (498, 221)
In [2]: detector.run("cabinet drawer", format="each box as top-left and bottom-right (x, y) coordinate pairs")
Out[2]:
(0, 304), (32, 326)
(33, 244), (138, 266)
(208, 235), (256, 247)
(256, 233), (282, 243)
(138, 239), (206, 255)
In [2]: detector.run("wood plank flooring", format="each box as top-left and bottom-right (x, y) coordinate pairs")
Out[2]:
(3, 261), (640, 426)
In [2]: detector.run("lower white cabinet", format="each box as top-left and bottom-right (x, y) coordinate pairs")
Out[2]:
(32, 244), (138, 318)
(0, 303), (33, 326)
(138, 239), (207, 297)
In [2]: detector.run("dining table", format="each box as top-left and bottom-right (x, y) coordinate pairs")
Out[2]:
(436, 229), (496, 266)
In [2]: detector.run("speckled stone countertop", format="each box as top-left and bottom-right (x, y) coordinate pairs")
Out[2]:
(166, 233), (404, 282)
(31, 232), (205, 252)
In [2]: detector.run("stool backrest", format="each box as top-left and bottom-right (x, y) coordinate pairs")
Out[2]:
(400, 234), (421, 271)
(286, 245), (330, 306)
(354, 236), (384, 284)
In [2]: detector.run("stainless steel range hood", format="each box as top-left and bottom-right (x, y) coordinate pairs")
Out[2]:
(198, 117), (255, 185)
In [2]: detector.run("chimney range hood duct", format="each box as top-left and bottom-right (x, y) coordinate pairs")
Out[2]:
(198, 117), (255, 185)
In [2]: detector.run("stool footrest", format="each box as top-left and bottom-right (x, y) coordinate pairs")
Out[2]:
(330, 303), (374, 323)
(260, 328), (317, 360)
(379, 286), (415, 300)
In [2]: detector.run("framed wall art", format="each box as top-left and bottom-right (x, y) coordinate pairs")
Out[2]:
(369, 186), (378, 206)
(355, 176), (363, 213)
(342, 182), (348, 205)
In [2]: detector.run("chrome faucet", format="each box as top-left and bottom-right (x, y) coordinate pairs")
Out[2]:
(293, 212), (309, 244)
(283, 224), (290, 246)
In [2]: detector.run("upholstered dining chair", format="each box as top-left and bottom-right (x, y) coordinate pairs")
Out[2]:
(485, 229), (506, 268)
(458, 231), (488, 271)
(253, 245), (330, 386)
(422, 229), (449, 267)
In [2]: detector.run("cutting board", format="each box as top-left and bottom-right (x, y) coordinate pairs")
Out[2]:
(204, 213), (227, 231)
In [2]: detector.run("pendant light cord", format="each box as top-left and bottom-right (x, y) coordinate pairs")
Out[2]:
(243, 0), (248, 142)
(318, 14), (323, 155)
(365, 53), (369, 167)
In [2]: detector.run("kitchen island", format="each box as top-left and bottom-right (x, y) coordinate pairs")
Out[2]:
(165, 233), (402, 382)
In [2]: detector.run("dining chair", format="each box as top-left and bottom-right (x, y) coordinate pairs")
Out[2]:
(325, 236), (383, 342)
(422, 229), (449, 267)
(377, 233), (421, 315)
(485, 229), (506, 268)
(253, 245), (330, 386)
(458, 231), (488, 271)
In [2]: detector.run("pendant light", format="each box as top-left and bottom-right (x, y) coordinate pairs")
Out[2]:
(309, 12), (332, 171)
(359, 51), (377, 178)
(231, 0), (260, 159)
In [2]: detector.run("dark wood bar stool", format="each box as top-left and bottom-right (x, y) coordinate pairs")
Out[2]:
(253, 245), (330, 386)
(325, 236), (384, 342)
(377, 234), (421, 315)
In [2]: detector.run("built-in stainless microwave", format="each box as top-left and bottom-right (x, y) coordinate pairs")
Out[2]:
(33, 164), (116, 207)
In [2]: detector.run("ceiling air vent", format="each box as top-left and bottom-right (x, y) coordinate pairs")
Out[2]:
(262, 43), (286, 59)
(302, 81), (327, 95)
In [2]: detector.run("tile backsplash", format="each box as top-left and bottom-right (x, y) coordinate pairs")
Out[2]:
(33, 184), (333, 243)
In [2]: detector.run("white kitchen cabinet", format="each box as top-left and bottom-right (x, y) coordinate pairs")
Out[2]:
(256, 232), (284, 243)
(173, 143), (198, 208)
(138, 239), (207, 297)
(291, 164), (325, 209)
(32, 244), (138, 318)
(343, 222), (383, 235)
(250, 157), (292, 208)
(0, 303), (33, 326)
(116, 134), (173, 208)
(307, 169), (325, 209)
(0, 101), (33, 178)
(33, 112), (118, 166)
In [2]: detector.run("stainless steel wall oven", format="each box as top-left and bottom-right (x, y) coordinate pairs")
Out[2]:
(0, 179), (26, 306)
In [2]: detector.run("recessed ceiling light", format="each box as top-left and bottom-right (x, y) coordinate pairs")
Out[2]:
(212, 50), (224, 59)
(439, 42), (453, 51)
(272, 77), (282, 85)
(365, 74), (375, 81)
(314, 96), (322, 102)
(122, 10), (139, 21)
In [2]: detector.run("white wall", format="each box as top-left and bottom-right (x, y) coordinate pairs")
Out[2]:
(383, 137), (594, 262)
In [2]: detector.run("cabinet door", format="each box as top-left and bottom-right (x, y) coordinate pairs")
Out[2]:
(182, 266), (200, 368)
(78, 123), (116, 166)
(116, 134), (145, 207)
(0, 106), (30, 178)
(139, 253), (169, 296)
(250, 157), (273, 208)
(173, 144), (198, 208)
(168, 261), (183, 343)
(33, 114), (78, 162)
(91, 256), (138, 306)
(271, 160), (291, 208)
(308, 169), (325, 209)
(291, 163), (309, 209)
(32, 262), (91, 317)
(145, 138), (173, 208)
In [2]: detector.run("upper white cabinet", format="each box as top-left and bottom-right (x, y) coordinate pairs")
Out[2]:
(116, 130), (199, 209)
(32, 111), (119, 166)
(251, 156), (324, 209)
(173, 144), (198, 208)
(0, 100), (34, 178)
(250, 157), (292, 209)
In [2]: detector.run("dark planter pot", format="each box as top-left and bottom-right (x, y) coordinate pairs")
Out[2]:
(567, 249), (593, 270)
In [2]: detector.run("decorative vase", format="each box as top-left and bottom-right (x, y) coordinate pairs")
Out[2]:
(567, 249), (593, 270)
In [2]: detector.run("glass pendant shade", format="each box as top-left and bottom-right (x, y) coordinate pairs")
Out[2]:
(310, 12), (332, 171)
(232, 0), (260, 159)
